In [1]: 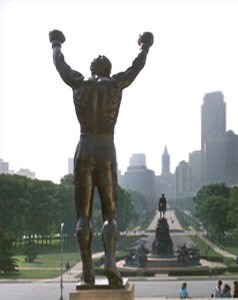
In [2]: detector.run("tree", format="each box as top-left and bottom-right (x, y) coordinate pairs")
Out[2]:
(227, 186), (238, 240)
(194, 183), (232, 242)
(117, 186), (138, 231)
(0, 232), (18, 274)
(91, 186), (139, 233)
(57, 180), (75, 238)
(0, 174), (30, 239)
(60, 174), (74, 185)
(198, 195), (230, 242)
(127, 190), (152, 228)
(194, 183), (230, 220)
(194, 183), (230, 205)
(23, 179), (59, 247)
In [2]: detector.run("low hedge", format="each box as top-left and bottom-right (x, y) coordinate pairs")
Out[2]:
(227, 265), (238, 273)
(168, 266), (226, 276)
(200, 255), (224, 262)
(94, 267), (156, 277)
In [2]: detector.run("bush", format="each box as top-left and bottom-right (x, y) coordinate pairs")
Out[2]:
(0, 233), (19, 274)
(24, 240), (38, 262)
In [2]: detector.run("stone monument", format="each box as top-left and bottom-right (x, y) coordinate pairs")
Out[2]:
(152, 217), (173, 255)
(152, 194), (173, 255)
(49, 29), (153, 299)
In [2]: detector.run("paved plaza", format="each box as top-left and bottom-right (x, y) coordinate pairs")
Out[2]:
(1, 279), (238, 300)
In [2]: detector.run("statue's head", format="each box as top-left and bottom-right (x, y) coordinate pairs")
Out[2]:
(90, 55), (112, 77)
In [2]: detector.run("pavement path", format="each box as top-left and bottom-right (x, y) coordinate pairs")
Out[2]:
(2, 279), (238, 300)
(147, 209), (183, 232)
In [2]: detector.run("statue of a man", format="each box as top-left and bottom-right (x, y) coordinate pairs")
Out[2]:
(49, 29), (153, 287)
(158, 193), (167, 218)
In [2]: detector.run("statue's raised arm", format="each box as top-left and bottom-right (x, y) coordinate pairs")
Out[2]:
(49, 29), (84, 87)
(112, 31), (154, 89)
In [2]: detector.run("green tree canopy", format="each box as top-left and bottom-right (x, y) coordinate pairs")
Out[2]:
(193, 183), (237, 243)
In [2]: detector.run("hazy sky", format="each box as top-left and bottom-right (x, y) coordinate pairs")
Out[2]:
(1, 0), (238, 183)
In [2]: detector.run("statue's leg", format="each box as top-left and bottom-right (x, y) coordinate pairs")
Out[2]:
(75, 183), (95, 285)
(98, 184), (123, 287)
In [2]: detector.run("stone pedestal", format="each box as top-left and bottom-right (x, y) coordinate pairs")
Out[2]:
(152, 217), (173, 255)
(69, 281), (134, 300)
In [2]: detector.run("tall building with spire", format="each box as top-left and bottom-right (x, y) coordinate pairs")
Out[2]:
(161, 146), (170, 178)
(156, 146), (175, 200)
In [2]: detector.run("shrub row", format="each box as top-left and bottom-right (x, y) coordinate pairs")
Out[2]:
(227, 265), (238, 273)
(94, 265), (238, 277)
(200, 255), (224, 262)
(94, 267), (156, 277)
(168, 266), (226, 276)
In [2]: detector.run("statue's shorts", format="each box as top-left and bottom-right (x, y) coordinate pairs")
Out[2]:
(73, 135), (117, 187)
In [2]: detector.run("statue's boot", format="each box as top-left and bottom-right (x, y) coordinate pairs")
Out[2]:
(76, 219), (95, 285)
(102, 220), (123, 287)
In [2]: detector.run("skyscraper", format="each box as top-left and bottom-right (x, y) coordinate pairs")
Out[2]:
(189, 150), (202, 193)
(205, 130), (238, 185)
(0, 159), (9, 174)
(175, 161), (192, 198)
(201, 91), (226, 184)
(120, 153), (156, 210)
(201, 91), (226, 147)
(68, 158), (74, 174)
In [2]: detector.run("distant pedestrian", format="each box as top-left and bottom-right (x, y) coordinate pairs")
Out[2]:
(233, 281), (238, 298)
(221, 284), (231, 298)
(212, 280), (222, 298)
(179, 282), (190, 299)
(65, 261), (71, 274)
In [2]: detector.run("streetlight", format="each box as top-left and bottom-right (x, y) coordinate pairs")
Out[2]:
(59, 222), (64, 300)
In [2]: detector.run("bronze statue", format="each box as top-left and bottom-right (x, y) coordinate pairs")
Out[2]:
(158, 193), (167, 218)
(49, 29), (153, 287)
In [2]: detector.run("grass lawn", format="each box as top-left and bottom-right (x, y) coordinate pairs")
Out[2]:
(0, 269), (61, 279)
(0, 235), (138, 279)
(0, 252), (82, 279)
(224, 246), (238, 256)
(189, 235), (223, 258)
(16, 252), (80, 269)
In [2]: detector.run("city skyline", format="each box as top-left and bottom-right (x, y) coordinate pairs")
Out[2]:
(1, 0), (238, 183)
